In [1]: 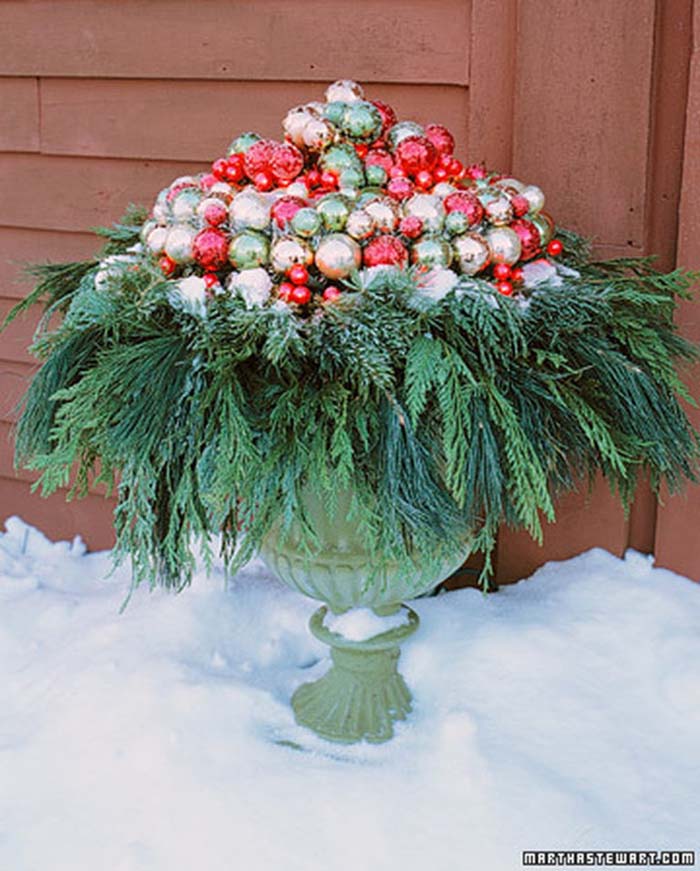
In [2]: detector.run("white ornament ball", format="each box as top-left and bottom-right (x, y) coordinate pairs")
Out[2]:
(486, 226), (522, 265)
(364, 199), (398, 233)
(270, 237), (313, 273)
(521, 184), (545, 213)
(403, 194), (445, 233)
(228, 268), (273, 308)
(432, 182), (458, 199)
(164, 226), (196, 264)
(283, 106), (314, 148)
(229, 190), (271, 231)
(302, 118), (334, 151)
(314, 233), (361, 279)
(146, 226), (168, 256)
(325, 80), (365, 103)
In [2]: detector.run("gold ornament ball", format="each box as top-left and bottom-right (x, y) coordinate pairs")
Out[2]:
(364, 199), (398, 233)
(345, 210), (375, 241)
(486, 226), (522, 265)
(302, 118), (335, 151)
(270, 237), (313, 273)
(283, 107), (315, 148)
(411, 237), (453, 269)
(495, 177), (526, 196)
(403, 194), (445, 233)
(452, 232), (491, 275)
(314, 233), (361, 279)
(229, 191), (271, 231)
(522, 184), (545, 214)
(484, 195), (513, 226)
(530, 212), (555, 246)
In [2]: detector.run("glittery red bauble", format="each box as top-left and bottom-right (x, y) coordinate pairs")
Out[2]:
(387, 177), (414, 200)
(395, 136), (438, 176)
(193, 228), (229, 271)
(365, 148), (394, 174)
(201, 200), (228, 226)
(444, 191), (484, 226)
(363, 235), (408, 268)
(200, 173), (219, 191)
(271, 195), (305, 228)
(511, 194), (530, 218)
(425, 124), (455, 156)
(371, 100), (397, 135)
(271, 143), (304, 184)
(511, 219), (542, 261)
(243, 139), (276, 178)
(399, 216), (423, 238)
(465, 163), (487, 180)
(547, 239), (564, 257)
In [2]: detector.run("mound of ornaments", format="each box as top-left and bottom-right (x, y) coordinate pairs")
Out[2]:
(139, 79), (564, 309)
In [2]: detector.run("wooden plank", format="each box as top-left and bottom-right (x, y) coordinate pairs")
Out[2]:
(0, 297), (42, 365)
(654, 3), (700, 581)
(495, 478), (629, 584)
(0, 474), (116, 550)
(0, 228), (99, 300)
(0, 154), (207, 232)
(41, 79), (470, 162)
(0, 77), (39, 151)
(0, 0), (470, 85)
(0, 360), (35, 424)
(467, 0), (517, 171)
(512, 0), (656, 249)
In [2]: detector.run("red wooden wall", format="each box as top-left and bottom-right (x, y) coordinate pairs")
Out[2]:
(0, 0), (698, 580)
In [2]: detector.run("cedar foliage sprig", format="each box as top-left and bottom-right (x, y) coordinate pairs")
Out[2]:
(5, 214), (699, 593)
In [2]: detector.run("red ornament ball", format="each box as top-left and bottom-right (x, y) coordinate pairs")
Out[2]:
(290, 285), (312, 305)
(243, 139), (276, 178)
(323, 286), (342, 302)
(158, 255), (177, 277)
(387, 176), (414, 200)
(511, 266), (525, 283)
(465, 162), (488, 180)
(201, 199), (228, 226)
(224, 155), (244, 184)
(399, 215), (424, 238)
(200, 173), (219, 191)
(511, 194), (530, 218)
(444, 191), (484, 226)
(320, 170), (338, 190)
(433, 166), (449, 183)
(415, 170), (434, 190)
(193, 228), (229, 271)
(365, 147), (394, 174)
(363, 235), (408, 268)
(211, 158), (229, 181)
(425, 124), (455, 156)
(493, 262), (512, 280)
(253, 170), (274, 191)
(271, 143), (304, 184)
(496, 280), (514, 296)
(547, 238), (564, 257)
(271, 195), (305, 229)
(278, 281), (295, 301)
(371, 100), (397, 135)
(511, 219), (542, 261)
(288, 264), (309, 285)
(395, 136), (438, 177)
(450, 158), (465, 178)
(203, 273), (219, 289)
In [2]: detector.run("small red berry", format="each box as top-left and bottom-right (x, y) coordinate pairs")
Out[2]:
(278, 281), (295, 301)
(212, 158), (228, 181)
(547, 239), (564, 257)
(415, 170), (434, 190)
(306, 169), (322, 188)
(354, 143), (369, 159)
(511, 266), (525, 283)
(323, 286), (342, 302)
(493, 263), (512, 281)
(224, 155), (244, 183)
(450, 158), (464, 177)
(320, 170), (338, 190)
(496, 280), (513, 296)
(288, 264), (309, 285)
(290, 285), (311, 305)
(203, 273), (219, 289)
(433, 166), (449, 183)
(389, 165), (407, 179)
(158, 255), (177, 277)
(253, 170), (274, 191)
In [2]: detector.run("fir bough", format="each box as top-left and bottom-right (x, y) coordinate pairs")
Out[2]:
(5, 213), (699, 593)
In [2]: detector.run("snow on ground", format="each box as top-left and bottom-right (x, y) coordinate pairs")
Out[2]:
(0, 515), (699, 871)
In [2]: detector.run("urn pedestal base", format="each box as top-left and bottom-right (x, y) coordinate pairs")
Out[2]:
(292, 604), (419, 744)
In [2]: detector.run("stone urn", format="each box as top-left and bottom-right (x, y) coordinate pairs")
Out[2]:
(259, 490), (470, 744)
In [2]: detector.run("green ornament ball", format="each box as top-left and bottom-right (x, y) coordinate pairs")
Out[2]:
(228, 231), (270, 270)
(387, 121), (425, 149)
(227, 131), (262, 155)
(323, 101), (350, 126)
(445, 211), (470, 236)
(339, 167), (365, 191)
(321, 144), (362, 175)
(316, 195), (351, 231)
(291, 207), (322, 238)
(411, 237), (453, 269)
(365, 164), (388, 187)
(341, 102), (383, 141)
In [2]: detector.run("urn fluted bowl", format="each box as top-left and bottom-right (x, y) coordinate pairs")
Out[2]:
(259, 490), (470, 744)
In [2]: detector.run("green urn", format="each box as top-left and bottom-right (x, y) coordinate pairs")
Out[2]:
(259, 491), (469, 744)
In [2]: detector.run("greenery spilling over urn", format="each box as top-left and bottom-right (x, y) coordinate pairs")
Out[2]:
(5, 80), (699, 742)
